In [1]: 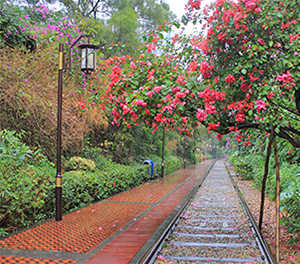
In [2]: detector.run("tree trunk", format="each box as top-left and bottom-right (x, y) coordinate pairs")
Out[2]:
(273, 136), (281, 263)
(259, 127), (274, 230)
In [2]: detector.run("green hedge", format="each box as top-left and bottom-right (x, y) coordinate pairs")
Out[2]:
(0, 160), (55, 236)
(62, 163), (151, 211)
(0, 130), (184, 236)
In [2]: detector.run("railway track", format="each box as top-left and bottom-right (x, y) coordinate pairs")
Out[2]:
(146, 160), (276, 264)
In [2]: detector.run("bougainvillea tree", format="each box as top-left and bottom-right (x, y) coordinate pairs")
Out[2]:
(85, 23), (222, 176)
(183, 0), (300, 148)
(84, 0), (299, 257)
(87, 0), (299, 147)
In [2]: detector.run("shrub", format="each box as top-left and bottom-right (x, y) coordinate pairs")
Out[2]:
(229, 152), (254, 180)
(0, 133), (184, 237)
(0, 159), (55, 234)
(165, 155), (183, 175)
(281, 175), (300, 239)
(83, 148), (106, 169)
(65, 156), (96, 172)
(0, 129), (33, 166)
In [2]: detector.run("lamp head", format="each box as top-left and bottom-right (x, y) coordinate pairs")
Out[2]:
(78, 43), (99, 74)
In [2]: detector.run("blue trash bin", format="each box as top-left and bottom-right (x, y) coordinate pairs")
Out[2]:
(143, 159), (154, 177)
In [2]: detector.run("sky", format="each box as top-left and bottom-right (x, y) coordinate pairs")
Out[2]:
(163, 0), (189, 19)
(163, 0), (212, 35)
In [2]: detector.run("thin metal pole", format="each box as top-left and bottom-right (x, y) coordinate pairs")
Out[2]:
(161, 128), (165, 178)
(184, 137), (186, 169)
(56, 43), (63, 221)
(194, 139), (196, 165)
(273, 136), (280, 263)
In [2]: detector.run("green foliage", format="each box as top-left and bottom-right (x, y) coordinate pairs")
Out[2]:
(0, 129), (33, 165)
(227, 135), (300, 237)
(0, 130), (183, 237)
(62, 162), (151, 210)
(0, 157), (55, 235)
(281, 175), (300, 239)
(0, 4), (27, 49)
(83, 147), (107, 169)
(164, 155), (183, 175)
(65, 156), (96, 172)
(229, 151), (255, 180)
(0, 129), (49, 166)
(57, 0), (175, 57)
(106, 7), (140, 47)
(235, 160), (253, 180)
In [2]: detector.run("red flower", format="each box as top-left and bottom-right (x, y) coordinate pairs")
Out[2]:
(236, 135), (242, 142)
(240, 83), (249, 92)
(200, 61), (214, 78)
(188, 0), (201, 10)
(236, 111), (245, 122)
(196, 109), (208, 121)
(224, 74), (236, 85)
(78, 100), (86, 110)
(188, 61), (198, 72)
(256, 100), (267, 113)
(216, 133), (223, 140)
(257, 38), (265, 45)
(267, 92), (275, 99)
(182, 117), (188, 123)
(208, 122), (220, 131)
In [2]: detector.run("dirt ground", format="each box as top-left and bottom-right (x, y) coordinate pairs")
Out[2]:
(226, 162), (300, 264)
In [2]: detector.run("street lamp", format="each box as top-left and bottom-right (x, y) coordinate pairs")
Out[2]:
(78, 43), (99, 74)
(56, 35), (99, 221)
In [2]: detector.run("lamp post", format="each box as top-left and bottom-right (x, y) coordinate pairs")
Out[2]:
(56, 35), (99, 221)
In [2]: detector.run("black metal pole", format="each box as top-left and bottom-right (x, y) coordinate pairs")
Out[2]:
(56, 43), (63, 221)
(161, 128), (165, 178)
(194, 139), (196, 165)
(184, 137), (186, 169)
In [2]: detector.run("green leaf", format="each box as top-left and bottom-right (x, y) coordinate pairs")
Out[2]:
(241, 69), (247, 75)
(173, 21), (180, 28)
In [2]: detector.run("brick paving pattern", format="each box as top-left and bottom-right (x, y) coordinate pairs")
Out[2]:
(0, 202), (150, 253)
(0, 256), (76, 264)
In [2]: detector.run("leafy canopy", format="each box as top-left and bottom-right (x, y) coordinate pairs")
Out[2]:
(84, 0), (300, 148)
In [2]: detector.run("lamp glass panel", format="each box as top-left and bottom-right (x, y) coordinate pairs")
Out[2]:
(87, 48), (95, 69)
(81, 48), (87, 68)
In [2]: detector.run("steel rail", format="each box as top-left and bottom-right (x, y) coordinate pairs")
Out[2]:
(132, 161), (216, 264)
(225, 161), (277, 264)
(136, 160), (276, 264)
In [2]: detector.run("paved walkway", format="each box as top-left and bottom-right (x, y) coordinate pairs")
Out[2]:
(0, 160), (215, 264)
